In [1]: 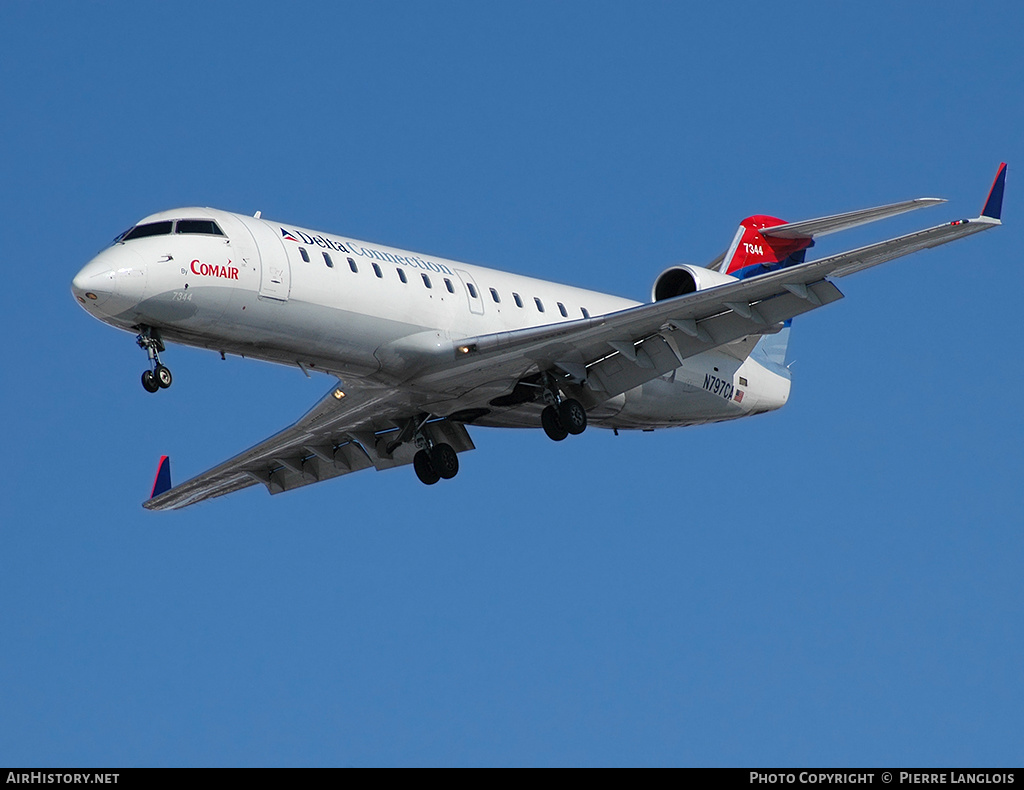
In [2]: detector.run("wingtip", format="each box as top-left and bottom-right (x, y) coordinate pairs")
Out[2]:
(981, 162), (1007, 220)
(150, 455), (172, 499)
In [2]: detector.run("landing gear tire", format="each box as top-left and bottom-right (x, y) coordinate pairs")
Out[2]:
(559, 398), (587, 435)
(541, 405), (568, 441)
(431, 443), (459, 480)
(155, 364), (173, 389)
(413, 449), (441, 485)
(141, 370), (160, 393)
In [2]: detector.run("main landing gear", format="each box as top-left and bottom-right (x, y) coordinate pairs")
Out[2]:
(538, 373), (587, 442)
(413, 443), (459, 486)
(397, 415), (460, 486)
(136, 327), (172, 394)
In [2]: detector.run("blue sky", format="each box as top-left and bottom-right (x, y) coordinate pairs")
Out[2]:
(1, 0), (1022, 767)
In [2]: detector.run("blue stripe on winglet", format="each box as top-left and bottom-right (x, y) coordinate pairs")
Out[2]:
(982, 163), (1006, 219)
(150, 456), (172, 499)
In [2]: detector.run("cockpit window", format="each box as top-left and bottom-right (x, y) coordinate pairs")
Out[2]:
(121, 221), (173, 241)
(175, 219), (225, 236)
(116, 218), (226, 245)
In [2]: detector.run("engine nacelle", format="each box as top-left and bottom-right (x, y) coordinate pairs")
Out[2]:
(651, 264), (737, 302)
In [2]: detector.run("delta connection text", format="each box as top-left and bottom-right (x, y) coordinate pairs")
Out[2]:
(284, 228), (455, 276)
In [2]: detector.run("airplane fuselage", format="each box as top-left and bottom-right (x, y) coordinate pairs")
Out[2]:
(72, 207), (791, 432)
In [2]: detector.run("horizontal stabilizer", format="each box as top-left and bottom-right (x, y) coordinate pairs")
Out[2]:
(760, 198), (945, 240)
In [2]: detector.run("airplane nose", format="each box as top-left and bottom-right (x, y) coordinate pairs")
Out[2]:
(72, 257), (118, 309)
(71, 247), (147, 317)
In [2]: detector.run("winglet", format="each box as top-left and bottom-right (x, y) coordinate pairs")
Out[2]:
(150, 456), (172, 499)
(981, 162), (1007, 220)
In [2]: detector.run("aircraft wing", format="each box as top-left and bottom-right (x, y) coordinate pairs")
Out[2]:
(143, 380), (475, 510)
(424, 211), (1001, 400)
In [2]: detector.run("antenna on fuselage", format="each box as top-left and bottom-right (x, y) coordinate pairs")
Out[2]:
(253, 210), (261, 218)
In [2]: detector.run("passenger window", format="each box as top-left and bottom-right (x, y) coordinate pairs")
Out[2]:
(422, 273), (432, 289)
(299, 247), (310, 263)
(513, 293), (523, 308)
(122, 221), (173, 241)
(534, 297), (544, 312)
(445, 278), (455, 293)
(372, 263), (383, 278)
(348, 258), (358, 273)
(467, 283), (478, 299)
(489, 288), (500, 303)
(175, 219), (225, 236)
(581, 307), (591, 319)
(557, 302), (568, 317)
(397, 269), (407, 283)
(323, 252), (334, 268)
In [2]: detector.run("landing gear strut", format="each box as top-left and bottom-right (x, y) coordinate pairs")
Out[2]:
(538, 372), (587, 441)
(136, 327), (172, 394)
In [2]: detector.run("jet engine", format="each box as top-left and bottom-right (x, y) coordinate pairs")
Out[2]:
(651, 265), (737, 302)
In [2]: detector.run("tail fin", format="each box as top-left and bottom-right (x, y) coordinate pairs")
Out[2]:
(717, 215), (814, 280)
(717, 217), (805, 368)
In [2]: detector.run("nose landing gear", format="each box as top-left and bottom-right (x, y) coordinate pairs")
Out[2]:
(136, 327), (172, 393)
(141, 365), (172, 392)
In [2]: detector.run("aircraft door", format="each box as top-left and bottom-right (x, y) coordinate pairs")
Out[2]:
(455, 269), (485, 315)
(241, 218), (291, 301)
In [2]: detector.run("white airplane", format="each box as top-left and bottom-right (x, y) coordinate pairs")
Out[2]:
(71, 165), (1006, 510)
